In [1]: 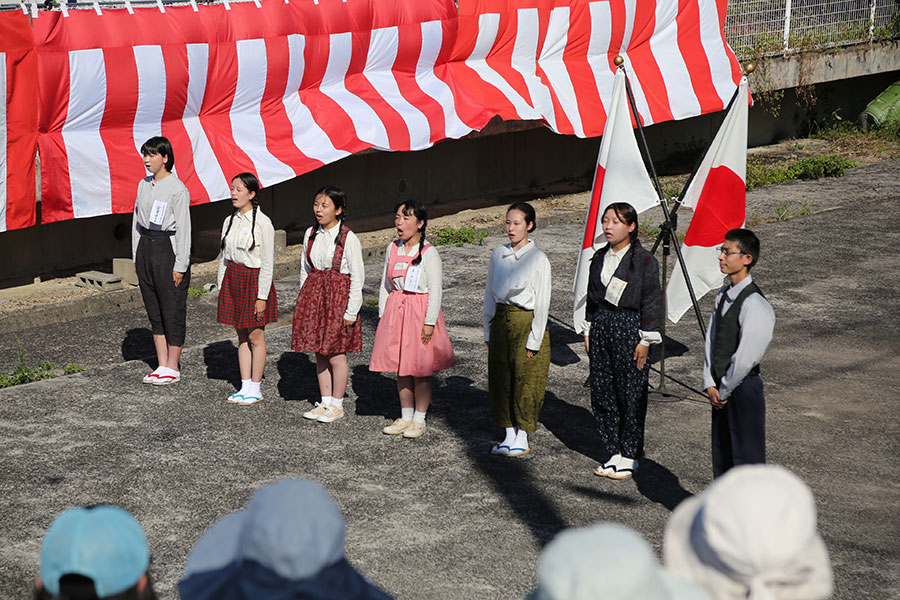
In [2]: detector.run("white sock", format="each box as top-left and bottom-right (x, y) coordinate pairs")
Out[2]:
(321, 396), (333, 407)
(501, 427), (516, 447)
(248, 381), (261, 397)
(413, 410), (427, 424)
(151, 366), (165, 375)
(331, 395), (344, 409)
(401, 407), (414, 421)
(238, 379), (251, 395)
(158, 366), (175, 377)
(513, 429), (529, 449)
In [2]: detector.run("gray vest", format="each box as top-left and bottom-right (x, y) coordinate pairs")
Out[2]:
(712, 282), (764, 386)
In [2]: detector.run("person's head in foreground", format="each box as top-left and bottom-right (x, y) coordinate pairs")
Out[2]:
(664, 464), (833, 599)
(529, 522), (709, 600)
(178, 478), (392, 600)
(35, 505), (156, 600)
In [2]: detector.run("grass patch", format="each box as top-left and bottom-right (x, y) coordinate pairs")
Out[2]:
(187, 287), (209, 297)
(811, 120), (900, 160)
(746, 154), (856, 191)
(364, 297), (379, 307)
(431, 226), (488, 247)
(0, 342), (86, 388)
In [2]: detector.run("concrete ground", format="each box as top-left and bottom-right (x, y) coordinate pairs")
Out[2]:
(1, 160), (899, 599)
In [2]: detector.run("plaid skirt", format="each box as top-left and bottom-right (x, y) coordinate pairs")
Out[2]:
(291, 269), (362, 354)
(217, 261), (278, 328)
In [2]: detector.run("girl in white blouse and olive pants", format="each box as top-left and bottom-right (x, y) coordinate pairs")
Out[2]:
(484, 203), (552, 457)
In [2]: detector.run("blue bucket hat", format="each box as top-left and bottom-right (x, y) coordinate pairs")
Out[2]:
(179, 479), (391, 600)
(40, 505), (150, 598)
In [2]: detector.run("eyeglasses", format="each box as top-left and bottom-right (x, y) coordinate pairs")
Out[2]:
(717, 246), (745, 256)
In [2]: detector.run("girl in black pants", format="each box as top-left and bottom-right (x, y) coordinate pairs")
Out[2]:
(132, 136), (191, 385)
(584, 203), (662, 479)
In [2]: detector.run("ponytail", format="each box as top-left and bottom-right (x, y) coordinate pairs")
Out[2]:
(249, 204), (258, 251)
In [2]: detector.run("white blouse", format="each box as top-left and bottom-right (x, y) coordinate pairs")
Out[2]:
(483, 241), (552, 352)
(378, 240), (443, 326)
(298, 225), (365, 322)
(216, 208), (275, 300)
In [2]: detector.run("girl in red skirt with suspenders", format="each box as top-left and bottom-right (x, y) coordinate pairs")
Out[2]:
(370, 201), (455, 439)
(216, 173), (278, 405)
(291, 186), (364, 423)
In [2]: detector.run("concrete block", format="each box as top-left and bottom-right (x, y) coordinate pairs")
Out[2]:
(274, 229), (287, 255)
(112, 258), (139, 286)
(75, 271), (123, 292)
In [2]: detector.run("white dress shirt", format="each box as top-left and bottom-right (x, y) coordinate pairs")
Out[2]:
(216, 208), (275, 300)
(131, 174), (191, 272)
(702, 275), (776, 400)
(378, 240), (443, 326)
(298, 225), (365, 322)
(483, 241), (552, 352)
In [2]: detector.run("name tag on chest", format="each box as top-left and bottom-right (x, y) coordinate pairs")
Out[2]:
(149, 200), (168, 228)
(404, 265), (422, 292)
(605, 276), (627, 306)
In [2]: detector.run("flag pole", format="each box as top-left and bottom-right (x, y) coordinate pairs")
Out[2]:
(616, 57), (707, 338)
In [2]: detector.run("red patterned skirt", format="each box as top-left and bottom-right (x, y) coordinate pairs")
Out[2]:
(291, 269), (362, 355)
(217, 261), (278, 329)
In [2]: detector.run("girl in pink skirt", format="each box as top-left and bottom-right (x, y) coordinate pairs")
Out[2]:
(291, 186), (364, 423)
(216, 172), (278, 405)
(370, 201), (455, 439)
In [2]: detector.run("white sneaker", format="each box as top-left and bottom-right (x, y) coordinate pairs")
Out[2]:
(303, 403), (329, 420)
(317, 406), (344, 423)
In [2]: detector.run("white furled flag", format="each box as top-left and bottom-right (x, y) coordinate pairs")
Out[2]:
(667, 76), (749, 323)
(572, 68), (659, 335)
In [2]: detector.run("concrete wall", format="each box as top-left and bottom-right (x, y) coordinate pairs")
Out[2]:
(3, 64), (899, 288)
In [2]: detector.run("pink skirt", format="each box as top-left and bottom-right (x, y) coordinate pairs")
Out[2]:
(370, 290), (455, 377)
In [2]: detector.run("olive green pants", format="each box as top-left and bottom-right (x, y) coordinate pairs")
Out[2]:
(488, 304), (551, 431)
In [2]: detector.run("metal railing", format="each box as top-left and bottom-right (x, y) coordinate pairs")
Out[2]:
(724, 0), (900, 58)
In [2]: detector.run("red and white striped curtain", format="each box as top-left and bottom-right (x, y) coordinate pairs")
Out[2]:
(451, 0), (743, 136)
(1, 0), (743, 230)
(0, 11), (38, 232)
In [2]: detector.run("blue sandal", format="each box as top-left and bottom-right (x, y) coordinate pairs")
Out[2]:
(507, 447), (531, 457)
(491, 444), (510, 455)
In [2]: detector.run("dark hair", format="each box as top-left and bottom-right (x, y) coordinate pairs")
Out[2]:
(33, 573), (158, 600)
(395, 200), (428, 266)
(724, 228), (760, 270)
(221, 173), (261, 251)
(603, 202), (639, 269)
(310, 185), (348, 249)
(507, 202), (536, 232)
(139, 137), (174, 172)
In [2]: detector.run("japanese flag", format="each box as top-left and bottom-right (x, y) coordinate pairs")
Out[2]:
(572, 68), (659, 334)
(667, 76), (749, 323)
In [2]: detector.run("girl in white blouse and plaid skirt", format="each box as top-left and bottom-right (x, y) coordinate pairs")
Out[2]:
(216, 172), (277, 405)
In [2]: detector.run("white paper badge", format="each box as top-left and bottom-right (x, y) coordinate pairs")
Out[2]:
(605, 276), (627, 306)
(149, 200), (168, 227)
(404, 265), (422, 292)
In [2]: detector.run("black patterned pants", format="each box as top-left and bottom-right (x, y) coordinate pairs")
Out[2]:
(137, 233), (190, 347)
(589, 309), (649, 462)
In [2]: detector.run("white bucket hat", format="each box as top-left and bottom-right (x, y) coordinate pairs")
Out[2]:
(664, 465), (833, 600)
(530, 522), (709, 600)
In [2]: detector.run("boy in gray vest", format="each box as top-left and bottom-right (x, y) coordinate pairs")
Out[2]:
(703, 229), (775, 478)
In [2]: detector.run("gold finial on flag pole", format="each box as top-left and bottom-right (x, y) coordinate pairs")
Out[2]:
(743, 62), (756, 75)
(614, 55), (624, 67)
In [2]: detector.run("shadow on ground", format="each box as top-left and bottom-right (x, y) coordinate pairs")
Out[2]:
(122, 328), (156, 368)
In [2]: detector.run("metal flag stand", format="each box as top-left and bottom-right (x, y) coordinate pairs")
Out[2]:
(613, 56), (754, 402)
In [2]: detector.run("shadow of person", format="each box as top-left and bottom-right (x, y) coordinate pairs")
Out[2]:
(351, 364), (400, 419)
(121, 328), (156, 368)
(633, 458), (693, 511)
(648, 335), (690, 365)
(436, 374), (569, 547)
(538, 391), (607, 464)
(548, 319), (582, 367)
(276, 352), (318, 404)
(202, 340), (240, 390)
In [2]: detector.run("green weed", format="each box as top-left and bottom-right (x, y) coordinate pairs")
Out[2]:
(187, 287), (208, 297)
(63, 364), (85, 375)
(0, 345), (58, 388)
(746, 155), (856, 190)
(431, 226), (488, 247)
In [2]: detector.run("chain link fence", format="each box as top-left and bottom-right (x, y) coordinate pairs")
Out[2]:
(725, 0), (900, 58)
